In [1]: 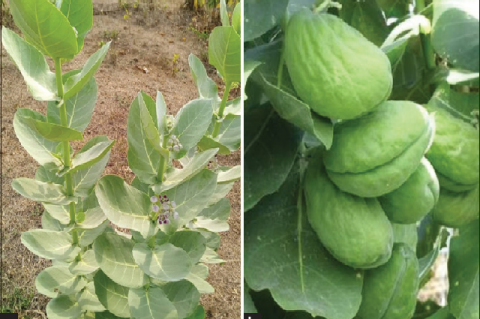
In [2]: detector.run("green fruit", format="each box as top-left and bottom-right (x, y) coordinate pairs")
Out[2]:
(357, 244), (419, 319)
(324, 101), (434, 197)
(304, 152), (393, 269)
(431, 185), (479, 228)
(284, 9), (392, 120)
(425, 100), (479, 192)
(379, 158), (439, 224)
(392, 223), (418, 253)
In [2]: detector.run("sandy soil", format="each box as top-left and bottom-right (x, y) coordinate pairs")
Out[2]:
(1, 1), (240, 318)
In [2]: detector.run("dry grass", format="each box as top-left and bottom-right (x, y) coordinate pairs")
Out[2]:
(1, 1), (240, 318)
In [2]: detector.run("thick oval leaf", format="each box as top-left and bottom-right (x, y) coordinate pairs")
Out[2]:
(200, 247), (224, 264)
(245, 169), (363, 319)
(23, 117), (83, 142)
(244, 0), (289, 42)
(172, 99), (214, 157)
(205, 114), (241, 153)
(9, 0), (78, 58)
(188, 54), (219, 101)
(64, 42), (111, 100)
(69, 139), (114, 173)
(432, 0), (479, 72)
(232, 3), (241, 34)
(94, 232), (148, 288)
(208, 26), (241, 84)
(244, 287), (258, 313)
(94, 270), (131, 318)
(153, 148), (218, 193)
(47, 77), (98, 132)
(36, 266), (87, 298)
(69, 249), (99, 275)
(46, 295), (82, 319)
(137, 92), (168, 159)
(72, 136), (112, 197)
(96, 175), (156, 238)
(128, 286), (178, 319)
(59, 0), (93, 52)
(244, 104), (302, 211)
(2, 27), (57, 101)
(208, 182), (234, 207)
(185, 305), (205, 319)
(21, 230), (80, 260)
(13, 109), (61, 166)
(79, 282), (106, 312)
(132, 243), (192, 282)
(42, 210), (68, 231)
(185, 264), (214, 294)
(163, 169), (217, 229)
(168, 231), (207, 264)
(162, 280), (201, 319)
(76, 220), (109, 247)
(217, 165), (240, 184)
(194, 198), (230, 233)
(12, 178), (74, 205)
(448, 220), (479, 319)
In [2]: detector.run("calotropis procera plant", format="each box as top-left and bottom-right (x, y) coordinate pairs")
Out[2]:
(3, 0), (240, 318)
(244, 0), (478, 318)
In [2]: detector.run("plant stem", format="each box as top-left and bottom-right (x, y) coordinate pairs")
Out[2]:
(157, 136), (169, 182)
(416, 0), (426, 12)
(212, 81), (233, 138)
(418, 18), (436, 70)
(55, 58), (78, 244)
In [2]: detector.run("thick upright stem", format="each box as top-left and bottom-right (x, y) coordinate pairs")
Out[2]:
(157, 136), (169, 182)
(55, 58), (78, 243)
(212, 82), (233, 138)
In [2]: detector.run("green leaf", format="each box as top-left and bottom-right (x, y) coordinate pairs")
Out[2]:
(94, 270), (131, 318)
(206, 114), (241, 152)
(46, 295), (82, 319)
(79, 282), (106, 312)
(64, 42), (111, 100)
(244, 0), (289, 42)
(172, 99), (214, 158)
(243, 60), (262, 100)
(96, 175), (156, 238)
(42, 210), (67, 231)
(36, 163), (64, 185)
(245, 168), (363, 319)
(338, 0), (389, 46)
(93, 232), (148, 289)
(13, 109), (61, 166)
(9, 0), (78, 59)
(193, 198), (230, 233)
(200, 247), (224, 264)
(132, 243), (193, 282)
(377, 0), (412, 19)
(36, 266), (87, 298)
(47, 77), (98, 132)
(208, 26), (241, 84)
(76, 193), (107, 229)
(153, 149), (218, 193)
(432, 0), (479, 72)
(185, 305), (205, 319)
(217, 165), (240, 184)
(163, 170), (217, 229)
(232, 3), (241, 34)
(244, 104), (301, 211)
(127, 93), (161, 184)
(219, 0), (230, 26)
(2, 27), (57, 101)
(161, 280), (201, 318)
(448, 220), (479, 319)
(169, 231), (207, 264)
(21, 229), (80, 260)
(446, 69), (479, 85)
(23, 117), (83, 142)
(76, 220), (109, 247)
(95, 311), (125, 319)
(69, 250), (99, 275)
(208, 182), (234, 206)
(188, 54), (219, 101)
(59, 0), (93, 52)
(69, 139), (114, 173)
(12, 178), (74, 205)
(224, 97), (241, 116)
(128, 286), (178, 319)
(424, 307), (456, 319)
(244, 286), (258, 313)
(185, 264), (214, 294)
(137, 92), (168, 158)
(156, 92), (167, 133)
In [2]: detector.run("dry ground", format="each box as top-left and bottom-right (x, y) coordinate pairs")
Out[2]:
(1, 1), (240, 318)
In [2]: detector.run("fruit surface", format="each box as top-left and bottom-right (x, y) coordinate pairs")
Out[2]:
(431, 185), (479, 228)
(284, 9), (393, 120)
(425, 101), (479, 192)
(379, 157), (439, 224)
(324, 101), (434, 197)
(357, 244), (419, 319)
(304, 152), (393, 269)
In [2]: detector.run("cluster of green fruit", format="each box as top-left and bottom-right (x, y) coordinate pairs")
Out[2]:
(284, 8), (479, 319)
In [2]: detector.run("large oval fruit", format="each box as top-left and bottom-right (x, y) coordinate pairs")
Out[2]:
(304, 152), (393, 269)
(425, 98), (479, 192)
(324, 101), (434, 197)
(379, 158), (439, 224)
(284, 9), (393, 120)
(357, 244), (419, 319)
(431, 185), (479, 228)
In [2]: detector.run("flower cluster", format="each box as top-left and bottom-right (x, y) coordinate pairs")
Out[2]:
(151, 195), (179, 225)
(167, 134), (182, 152)
(165, 115), (175, 132)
